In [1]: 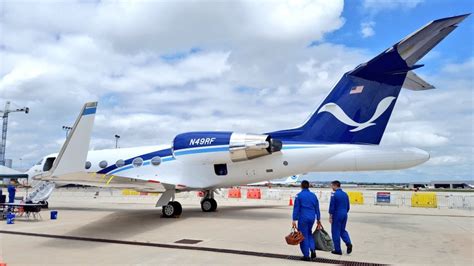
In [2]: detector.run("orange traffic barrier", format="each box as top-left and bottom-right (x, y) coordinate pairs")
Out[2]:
(228, 188), (242, 198)
(289, 196), (293, 206)
(246, 188), (261, 199)
(0, 263), (7, 266)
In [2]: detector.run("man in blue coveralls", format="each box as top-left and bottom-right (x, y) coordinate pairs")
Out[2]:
(329, 180), (353, 255)
(7, 180), (16, 203)
(292, 180), (321, 261)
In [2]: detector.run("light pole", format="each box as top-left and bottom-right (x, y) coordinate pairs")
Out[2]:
(62, 126), (72, 138)
(0, 101), (29, 166)
(115, 134), (120, 149)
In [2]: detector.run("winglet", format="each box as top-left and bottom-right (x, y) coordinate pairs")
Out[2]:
(48, 102), (97, 178)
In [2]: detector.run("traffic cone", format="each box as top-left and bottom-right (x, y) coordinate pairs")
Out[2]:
(289, 196), (293, 206)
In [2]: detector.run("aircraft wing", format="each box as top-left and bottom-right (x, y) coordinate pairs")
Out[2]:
(36, 101), (175, 193)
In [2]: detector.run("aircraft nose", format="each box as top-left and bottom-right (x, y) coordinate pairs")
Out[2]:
(25, 168), (36, 180)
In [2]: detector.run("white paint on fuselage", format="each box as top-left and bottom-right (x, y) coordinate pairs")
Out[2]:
(27, 143), (429, 190)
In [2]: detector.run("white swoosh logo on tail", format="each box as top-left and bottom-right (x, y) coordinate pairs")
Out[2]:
(317, 96), (396, 132)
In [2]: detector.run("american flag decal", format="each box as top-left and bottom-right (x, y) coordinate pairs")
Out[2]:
(350, 85), (364, 94)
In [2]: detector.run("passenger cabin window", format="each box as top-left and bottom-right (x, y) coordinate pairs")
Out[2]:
(99, 160), (108, 169)
(214, 164), (228, 176)
(132, 157), (143, 168)
(115, 159), (125, 167)
(151, 156), (161, 166)
(85, 161), (92, 169)
(43, 157), (56, 171)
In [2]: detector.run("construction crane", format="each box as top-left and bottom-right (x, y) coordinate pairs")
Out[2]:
(0, 101), (29, 166)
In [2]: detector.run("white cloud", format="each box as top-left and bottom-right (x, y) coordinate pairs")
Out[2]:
(0, 0), (346, 168)
(363, 0), (424, 14)
(0, 0), (472, 183)
(360, 21), (376, 38)
(426, 156), (465, 166)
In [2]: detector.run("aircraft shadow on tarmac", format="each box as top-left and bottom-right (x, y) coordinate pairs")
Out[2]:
(44, 205), (289, 249)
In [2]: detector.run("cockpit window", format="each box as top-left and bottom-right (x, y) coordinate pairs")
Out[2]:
(43, 157), (56, 171)
(35, 159), (43, 166)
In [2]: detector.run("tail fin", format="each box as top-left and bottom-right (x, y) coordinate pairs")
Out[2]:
(48, 102), (97, 177)
(271, 14), (469, 145)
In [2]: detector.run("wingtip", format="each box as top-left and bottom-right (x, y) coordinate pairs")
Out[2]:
(85, 101), (98, 108)
(433, 13), (471, 24)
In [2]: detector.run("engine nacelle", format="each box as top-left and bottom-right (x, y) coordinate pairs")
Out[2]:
(172, 131), (282, 164)
(229, 133), (282, 162)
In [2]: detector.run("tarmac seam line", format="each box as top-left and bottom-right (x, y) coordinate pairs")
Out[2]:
(0, 230), (386, 266)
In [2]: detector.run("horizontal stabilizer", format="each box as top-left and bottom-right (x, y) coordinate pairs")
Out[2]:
(397, 14), (469, 66)
(402, 71), (435, 91)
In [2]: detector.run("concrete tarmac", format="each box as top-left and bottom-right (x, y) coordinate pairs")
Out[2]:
(0, 192), (473, 265)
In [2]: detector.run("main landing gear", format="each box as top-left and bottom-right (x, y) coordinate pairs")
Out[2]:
(200, 190), (217, 212)
(162, 201), (182, 218)
(159, 189), (218, 217)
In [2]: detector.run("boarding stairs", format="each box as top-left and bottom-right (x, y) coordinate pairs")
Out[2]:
(25, 181), (55, 203)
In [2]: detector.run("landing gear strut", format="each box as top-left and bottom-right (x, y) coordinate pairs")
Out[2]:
(200, 190), (217, 212)
(162, 201), (182, 218)
(40, 201), (49, 209)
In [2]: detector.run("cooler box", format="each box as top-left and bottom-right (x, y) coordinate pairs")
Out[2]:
(50, 210), (58, 220)
(6, 213), (15, 224)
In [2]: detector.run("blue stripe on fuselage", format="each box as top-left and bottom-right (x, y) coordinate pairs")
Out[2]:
(100, 143), (323, 175)
(173, 146), (229, 156)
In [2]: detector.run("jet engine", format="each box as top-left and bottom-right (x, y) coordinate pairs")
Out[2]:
(172, 131), (282, 163)
(228, 133), (282, 162)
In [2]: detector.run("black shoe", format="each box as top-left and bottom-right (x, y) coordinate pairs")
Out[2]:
(347, 243), (353, 254)
(300, 256), (311, 261)
(331, 251), (343, 255)
(310, 250), (316, 259)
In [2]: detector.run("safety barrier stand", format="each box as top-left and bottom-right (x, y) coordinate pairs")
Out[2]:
(347, 191), (364, 205)
(227, 188), (242, 199)
(411, 192), (437, 208)
(246, 188), (262, 199)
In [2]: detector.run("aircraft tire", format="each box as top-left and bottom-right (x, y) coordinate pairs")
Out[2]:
(201, 198), (217, 212)
(162, 201), (182, 218)
(170, 201), (182, 216)
(210, 198), (217, 211)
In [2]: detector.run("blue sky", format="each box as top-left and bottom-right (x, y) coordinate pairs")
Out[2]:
(0, 0), (472, 183)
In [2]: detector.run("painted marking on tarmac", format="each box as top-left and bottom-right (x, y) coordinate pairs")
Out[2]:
(106, 175), (115, 185)
(0, 230), (386, 265)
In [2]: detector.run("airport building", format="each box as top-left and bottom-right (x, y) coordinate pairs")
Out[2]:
(409, 180), (474, 189)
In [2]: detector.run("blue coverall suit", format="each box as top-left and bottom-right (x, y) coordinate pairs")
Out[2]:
(7, 184), (16, 203)
(329, 188), (352, 253)
(292, 188), (320, 258)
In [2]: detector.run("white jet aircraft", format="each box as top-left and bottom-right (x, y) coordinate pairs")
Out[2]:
(26, 15), (468, 217)
(248, 175), (301, 187)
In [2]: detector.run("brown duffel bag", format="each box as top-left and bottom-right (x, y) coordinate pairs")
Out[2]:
(285, 227), (305, 245)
